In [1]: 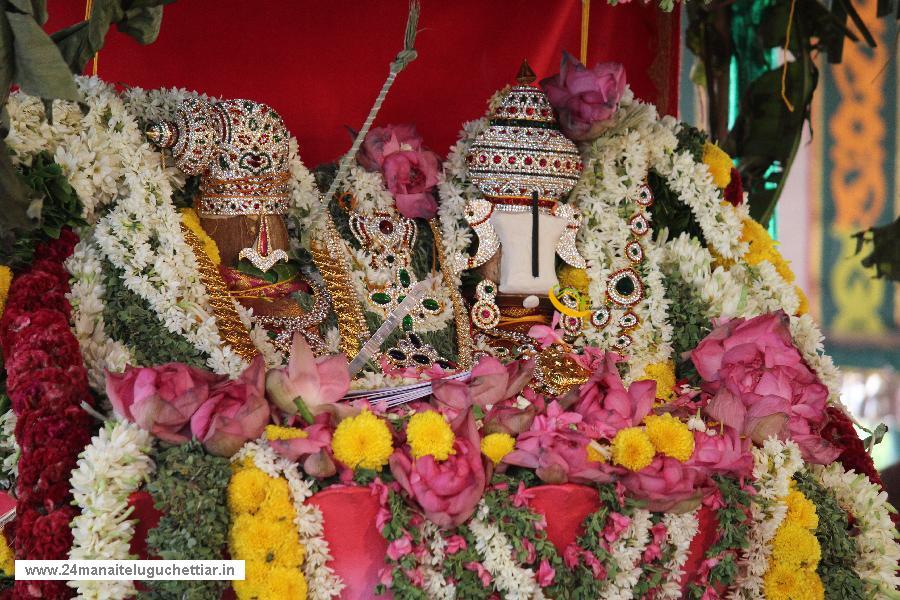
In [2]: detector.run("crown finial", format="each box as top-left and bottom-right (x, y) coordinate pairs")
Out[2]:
(516, 59), (536, 85)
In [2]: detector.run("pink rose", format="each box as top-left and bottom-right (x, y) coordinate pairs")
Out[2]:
(528, 313), (566, 349)
(382, 150), (440, 219)
(357, 124), (423, 171)
(621, 456), (702, 512)
(504, 401), (611, 484)
(106, 362), (220, 443)
(602, 512), (631, 543)
(387, 534), (413, 560)
(537, 559), (556, 587)
(445, 535), (467, 554)
(265, 333), (351, 419)
(190, 357), (270, 457)
(691, 311), (839, 463)
(357, 124), (442, 220)
(268, 418), (336, 479)
(540, 52), (626, 141)
(389, 416), (487, 528)
(569, 350), (655, 440)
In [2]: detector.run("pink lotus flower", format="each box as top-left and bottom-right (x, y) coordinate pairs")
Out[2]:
(686, 428), (754, 480)
(570, 350), (655, 440)
(265, 334), (351, 420)
(692, 311), (839, 463)
(528, 312), (566, 349)
(432, 356), (533, 430)
(602, 512), (631, 543)
(389, 416), (487, 528)
(106, 362), (220, 444)
(504, 401), (611, 484)
(540, 52), (626, 141)
(268, 417), (336, 478)
(357, 124), (441, 220)
(621, 456), (702, 512)
(190, 357), (269, 457)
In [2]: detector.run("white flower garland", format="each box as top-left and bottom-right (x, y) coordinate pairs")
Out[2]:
(469, 501), (545, 600)
(421, 521), (456, 600)
(232, 440), (344, 600)
(602, 508), (653, 600)
(65, 238), (133, 393)
(658, 509), (700, 600)
(67, 420), (155, 600)
(0, 410), (18, 488)
(730, 438), (802, 599)
(812, 462), (900, 597)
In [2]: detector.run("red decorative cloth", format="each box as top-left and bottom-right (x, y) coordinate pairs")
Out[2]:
(44, 1), (680, 167)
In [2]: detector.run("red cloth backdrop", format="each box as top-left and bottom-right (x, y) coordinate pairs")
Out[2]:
(45, 0), (680, 168)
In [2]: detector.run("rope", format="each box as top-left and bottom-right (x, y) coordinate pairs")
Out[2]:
(581, 0), (591, 65)
(323, 0), (420, 203)
(780, 0), (797, 112)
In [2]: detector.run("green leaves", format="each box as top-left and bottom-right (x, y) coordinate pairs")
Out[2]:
(8, 11), (77, 101)
(52, 0), (174, 75)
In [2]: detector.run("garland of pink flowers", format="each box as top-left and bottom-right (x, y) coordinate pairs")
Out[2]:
(0, 230), (96, 600)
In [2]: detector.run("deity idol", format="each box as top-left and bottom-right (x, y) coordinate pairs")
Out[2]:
(146, 98), (329, 354)
(441, 61), (590, 372)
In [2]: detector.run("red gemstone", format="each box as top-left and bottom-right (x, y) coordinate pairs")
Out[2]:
(524, 157), (533, 165)
(379, 220), (394, 234)
(481, 309), (491, 318)
(539, 158), (547, 167)
(526, 107), (535, 115)
(565, 161), (571, 169)
(540, 109), (550, 116)
(479, 155), (487, 163)
(508, 156), (516, 164)
(554, 160), (561, 168)
(493, 155), (502, 164)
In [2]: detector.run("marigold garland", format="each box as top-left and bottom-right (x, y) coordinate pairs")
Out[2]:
(480, 433), (515, 465)
(0, 529), (13, 576)
(180, 207), (221, 266)
(763, 487), (824, 600)
(644, 413), (694, 462)
(229, 460), (308, 600)
(639, 361), (677, 402)
(702, 142), (733, 189)
(0, 265), (11, 318)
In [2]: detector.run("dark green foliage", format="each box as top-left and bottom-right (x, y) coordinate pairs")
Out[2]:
(648, 169), (706, 245)
(662, 271), (712, 382)
(794, 470), (867, 599)
(0, 151), (84, 268)
(144, 442), (231, 600)
(676, 124), (708, 163)
(101, 259), (208, 368)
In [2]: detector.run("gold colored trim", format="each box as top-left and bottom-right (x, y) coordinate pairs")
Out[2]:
(429, 219), (473, 370)
(180, 224), (259, 362)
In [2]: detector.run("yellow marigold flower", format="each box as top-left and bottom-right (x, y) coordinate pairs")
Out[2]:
(231, 514), (305, 569)
(784, 489), (818, 531)
(639, 361), (677, 403)
(265, 566), (309, 599)
(331, 409), (394, 470)
(771, 522), (821, 570)
(233, 560), (269, 600)
(259, 477), (294, 522)
(481, 432), (515, 465)
(795, 285), (809, 316)
(0, 265), (11, 319)
(644, 413), (695, 462)
(180, 208), (221, 265)
(611, 427), (655, 472)
(228, 466), (271, 515)
(407, 410), (456, 461)
(741, 218), (795, 283)
(586, 440), (608, 463)
(702, 142), (733, 189)
(763, 564), (824, 600)
(0, 529), (13, 576)
(265, 425), (308, 441)
(557, 265), (591, 294)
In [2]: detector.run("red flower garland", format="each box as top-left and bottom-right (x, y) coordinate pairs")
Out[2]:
(0, 230), (96, 600)
(820, 406), (884, 489)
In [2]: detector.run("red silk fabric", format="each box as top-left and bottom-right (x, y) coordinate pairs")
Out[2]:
(45, 0), (680, 167)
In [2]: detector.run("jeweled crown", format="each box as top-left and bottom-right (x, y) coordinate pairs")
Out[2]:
(146, 98), (290, 216)
(465, 61), (582, 203)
